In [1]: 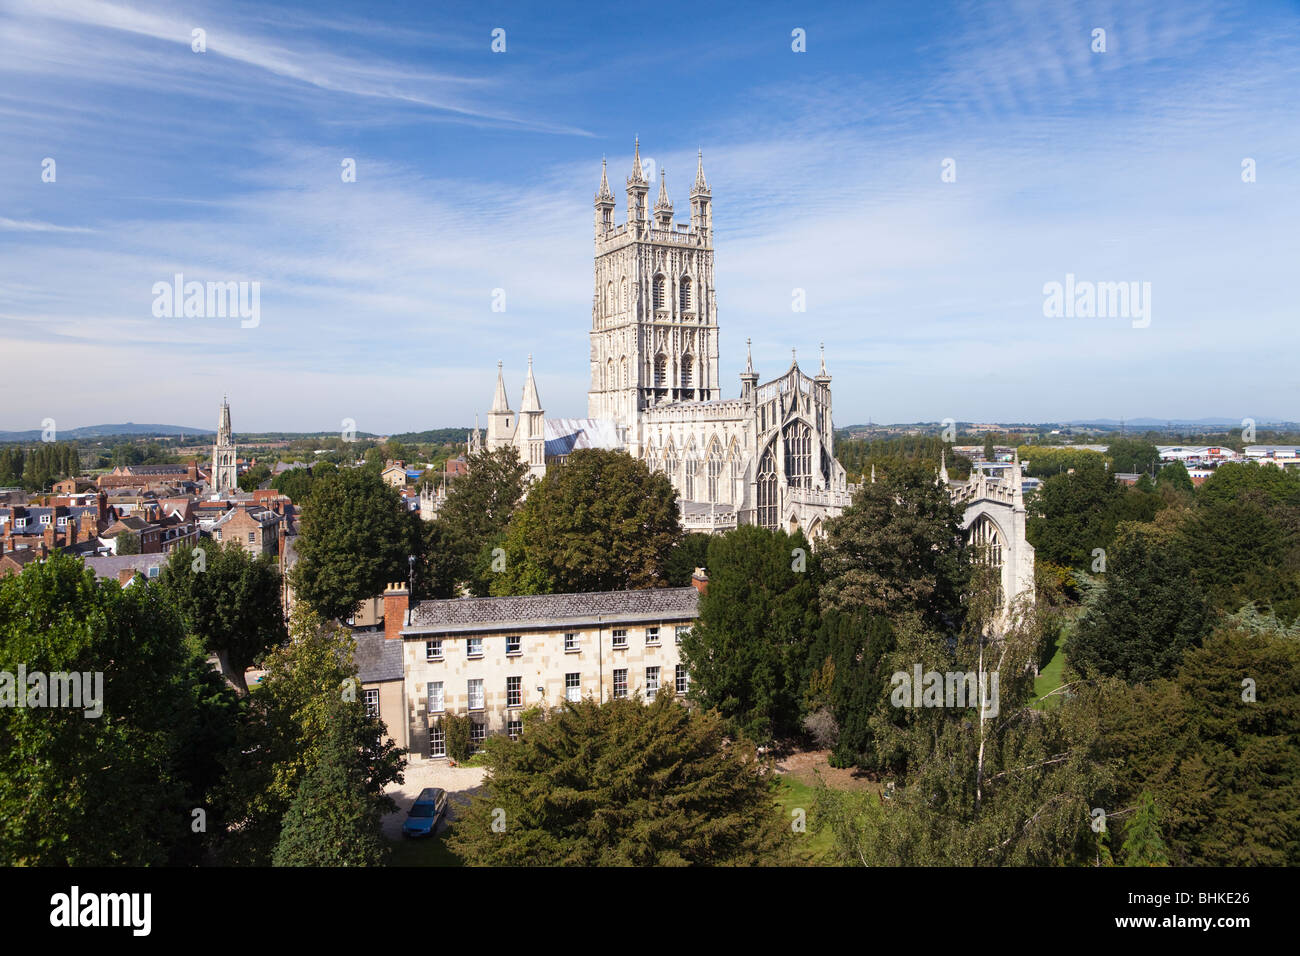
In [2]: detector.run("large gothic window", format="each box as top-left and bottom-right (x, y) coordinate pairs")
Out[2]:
(756, 446), (777, 529)
(707, 438), (723, 502)
(680, 353), (693, 389)
(969, 514), (1005, 607)
(653, 274), (666, 310)
(679, 275), (692, 313)
(654, 353), (667, 387)
(783, 421), (812, 489)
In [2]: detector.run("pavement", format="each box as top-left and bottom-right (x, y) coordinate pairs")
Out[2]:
(382, 761), (487, 840)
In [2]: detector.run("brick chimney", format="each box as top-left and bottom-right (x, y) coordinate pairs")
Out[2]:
(691, 567), (709, 595)
(383, 582), (409, 641)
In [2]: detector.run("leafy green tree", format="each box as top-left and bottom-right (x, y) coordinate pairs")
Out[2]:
(983, 434), (996, 460)
(1098, 622), (1300, 865)
(1106, 437), (1161, 475)
(435, 446), (529, 593)
(1197, 460), (1300, 508)
(447, 692), (787, 866)
(161, 541), (287, 693)
(1120, 791), (1170, 866)
(1027, 457), (1124, 568)
(803, 609), (896, 768)
(819, 462), (969, 633)
(238, 463), (272, 492)
(0, 554), (236, 865)
(1069, 522), (1210, 683)
(680, 525), (820, 743)
(442, 712), (472, 764)
(215, 607), (404, 865)
(1157, 459), (1194, 493)
(662, 532), (711, 587)
(272, 726), (391, 866)
(291, 466), (419, 620)
(114, 530), (141, 555)
(491, 449), (681, 595)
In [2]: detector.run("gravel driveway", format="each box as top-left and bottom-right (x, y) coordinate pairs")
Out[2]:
(382, 761), (488, 840)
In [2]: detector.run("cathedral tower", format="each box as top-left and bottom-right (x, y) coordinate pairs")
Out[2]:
(211, 397), (238, 494)
(588, 141), (720, 427)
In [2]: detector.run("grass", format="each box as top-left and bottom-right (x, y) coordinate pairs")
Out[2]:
(774, 776), (837, 865)
(386, 824), (464, 866)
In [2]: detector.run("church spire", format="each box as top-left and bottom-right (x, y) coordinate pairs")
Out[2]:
(654, 166), (673, 226)
(689, 147), (711, 231)
(596, 156), (613, 202)
(521, 354), (542, 412)
(691, 148), (709, 195)
(491, 360), (510, 413)
(628, 137), (647, 187)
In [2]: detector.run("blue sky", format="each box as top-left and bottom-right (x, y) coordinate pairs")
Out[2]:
(1, 0), (1297, 433)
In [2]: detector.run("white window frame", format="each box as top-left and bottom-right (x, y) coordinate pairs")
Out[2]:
(564, 631), (580, 653)
(676, 664), (689, 695)
(612, 628), (627, 649)
(565, 672), (580, 702)
(506, 635), (521, 656)
(675, 625), (690, 644)
(467, 678), (485, 711)
(507, 719), (522, 740)
(429, 722), (446, 758)
(645, 666), (660, 698)
(613, 668), (628, 700)
(425, 638), (443, 661)
(427, 681), (444, 714)
(507, 675), (522, 709)
(469, 720), (486, 750)
(467, 636), (483, 658)
(363, 688), (380, 718)
(645, 626), (660, 646)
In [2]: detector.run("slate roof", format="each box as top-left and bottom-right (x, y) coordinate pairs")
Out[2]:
(405, 587), (699, 635)
(82, 553), (167, 580)
(353, 628), (404, 683)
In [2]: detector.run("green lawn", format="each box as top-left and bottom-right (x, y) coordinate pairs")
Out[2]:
(774, 776), (837, 865)
(386, 826), (464, 866)
(1031, 616), (1076, 709)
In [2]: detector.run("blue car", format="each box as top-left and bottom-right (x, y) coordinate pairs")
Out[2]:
(402, 787), (449, 838)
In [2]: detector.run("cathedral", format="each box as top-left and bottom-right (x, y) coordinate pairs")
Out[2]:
(211, 397), (238, 494)
(472, 141), (854, 538)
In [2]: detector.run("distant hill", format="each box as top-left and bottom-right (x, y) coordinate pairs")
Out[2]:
(0, 423), (213, 441)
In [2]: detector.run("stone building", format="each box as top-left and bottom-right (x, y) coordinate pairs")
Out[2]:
(474, 142), (851, 536)
(211, 398), (238, 494)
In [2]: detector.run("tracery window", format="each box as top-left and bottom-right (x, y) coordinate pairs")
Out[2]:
(783, 421), (812, 489)
(756, 446), (777, 529)
(679, 275), (692, 312)
(653, 274), (666, 310)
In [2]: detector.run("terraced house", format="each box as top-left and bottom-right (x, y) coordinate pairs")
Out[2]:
(381, 576), (704, 761)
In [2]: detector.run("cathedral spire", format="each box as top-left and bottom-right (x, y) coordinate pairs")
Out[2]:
(596, 156), (613, 202)
(521, 354), (542, 412)
(654, 166), (673, 226)
(745, 337), (754, 374)
(628, 137), (647, 187)
(939, 448), (949, 485)
(691, 148), (709, 195)
(491, 360), (511, 413)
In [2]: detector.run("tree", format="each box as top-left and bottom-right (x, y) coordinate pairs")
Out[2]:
(802, 609), (897, 768)
(1106, 437), (1161, 475)
(491, 449), (681, 595)
(819, 462), (969, 633)
(114, 530), (141, 555)
(680, 525), (821, 743)
(435, 446), (529, 593)
(447, 692), (787, 866)
(1156, 459), (1194, 494)
(238, 463), (272, 492)
(662, 532), (711, 587)
(1027, 457), (1125, 568)
(0, 554), (238, 865)
(1097, 622), (1300, 865)
(161, 541), (287, 693)
(291, 466), (419, 620)
(1069, 522), (1210, 683)
(272, 726), (391, 866)
(215, 607), (404, 865)
(983, 434), (996, 461)
(1120, 791), (1170, 866)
